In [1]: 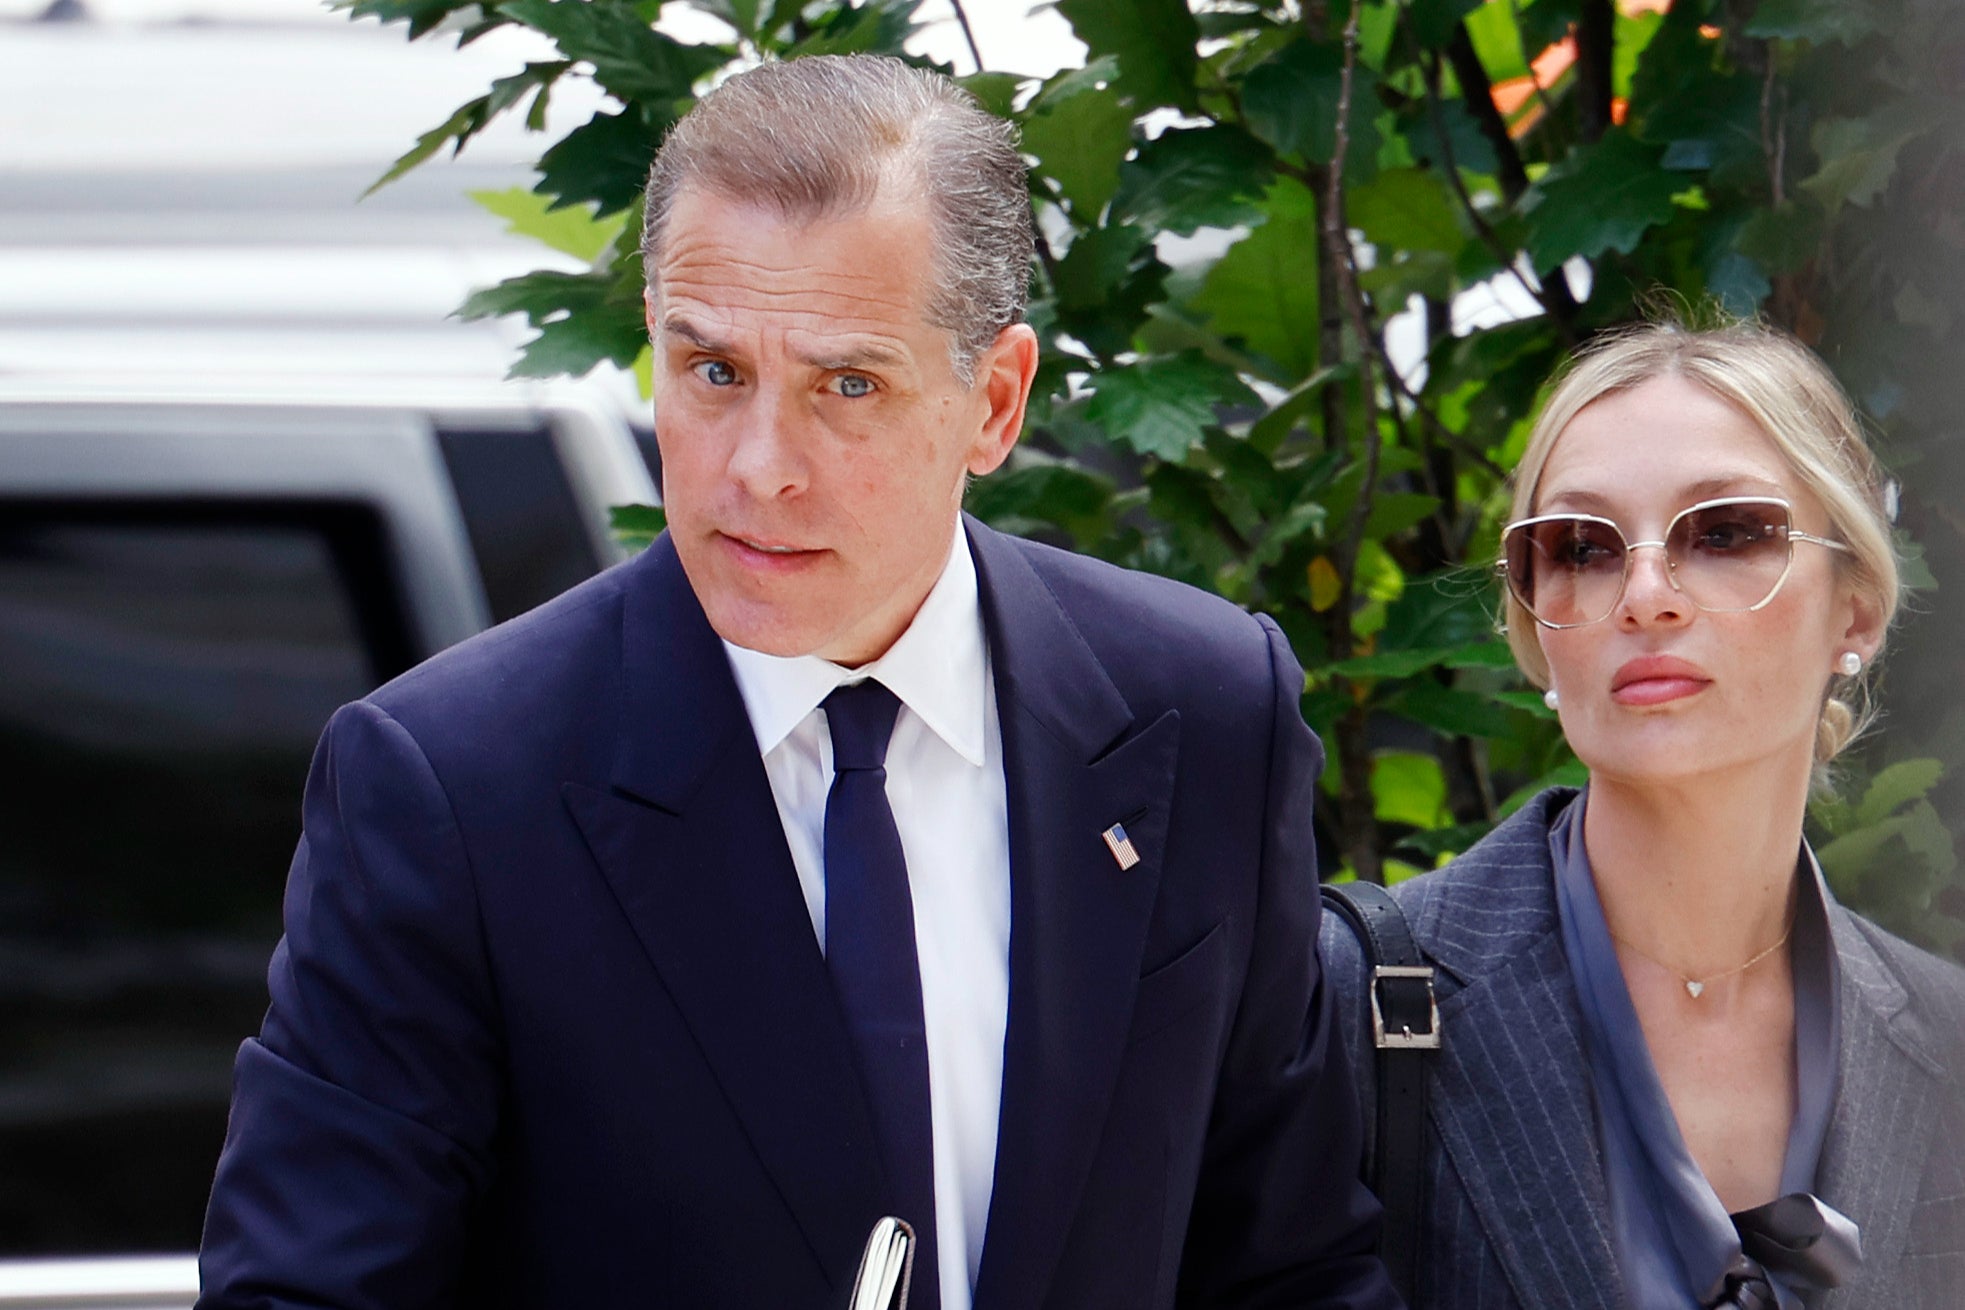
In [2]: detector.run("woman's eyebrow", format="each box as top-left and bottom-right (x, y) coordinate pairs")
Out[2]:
(1538, 473), (1786, 515)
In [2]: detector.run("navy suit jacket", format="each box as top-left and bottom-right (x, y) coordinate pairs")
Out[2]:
(199, 518), (1396, 1309)
(1322, 789), (1965, 1310)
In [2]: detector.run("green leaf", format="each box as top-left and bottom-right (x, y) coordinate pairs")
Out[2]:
(1323, 646), (1463, 679)
(966, 459), (1116, 543)
(1029, 55), (1122, 110)
(1803, 103), (1941, 212)
(1400, 96), (1500, 180)
(1610, 7), (1664, 102)
(1442, 641), (1518, 670)
(1111, 125), (1275, 237)
(609, 502), (666, 552)
(456, 268), (647, 379)
(1523, 132), (1682, 274)
(537, 110), (659, 215)
(497, 1), (727, 107)
(508, 303), (650, 378)
(1394, 820), (1492, 864)
(469, 187), (627, 262)
(1498, 759), (1589, 816)
(1248, 366), (1350, 449)
(1406, 0), (1483, 50)
(1055, 0), (1201, 112)
(791, 0), (923, 56)
(1187, 177), (1321, 380)
(1349, 167), (1464, 254)
(333, 0), (488, 40)
(1491, 688), (1560, 717)
(1744, 0), (1884, 44)
(365, 58), (568, 195)
(1371, 750), (1451, 828)
(1245, 499), (1330, 572)
(367, 98), (489, 195)
(1025, 86), (1136, 220)
(1241, 40), (1343, 163)
(692, 0), (762, 37)
(1378, 571), (1498, 652)
(1084, 352), (1257, 460)
(1734, 201), (1826, 275)
(1053, 225), (1151, 312)
(958, 70), (1024, 120)
(1460, 0), (1530, 84)
(1241, 38), (1381, 172)
(1390, 679), (1520, 740)
(1362, 492), (1443, 539)
(1855, 758), (1947, 828)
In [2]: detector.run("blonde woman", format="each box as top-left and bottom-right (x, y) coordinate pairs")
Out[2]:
(1323, 320), (1965, 1309)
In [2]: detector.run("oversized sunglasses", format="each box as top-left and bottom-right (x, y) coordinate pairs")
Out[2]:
(1498, 496), (1852, 630)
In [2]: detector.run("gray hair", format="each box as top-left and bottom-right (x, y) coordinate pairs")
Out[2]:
(641, 54), (1033, 386)
(1503, 317), (1902, 775)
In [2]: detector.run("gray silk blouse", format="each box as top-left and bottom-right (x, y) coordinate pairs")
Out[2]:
(1549, 791), (1844, 1309)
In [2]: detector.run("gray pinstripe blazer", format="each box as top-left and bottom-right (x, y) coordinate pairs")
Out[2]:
(1322, 788), (1965, 1308)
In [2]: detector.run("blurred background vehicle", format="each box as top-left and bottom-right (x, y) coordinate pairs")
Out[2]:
(0, 1), (653, 1299)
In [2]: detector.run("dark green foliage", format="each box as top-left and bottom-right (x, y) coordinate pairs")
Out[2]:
(354, 0), (1965, 951)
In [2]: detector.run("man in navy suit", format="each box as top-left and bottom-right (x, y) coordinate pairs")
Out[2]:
(198, 54), (1395, 1309)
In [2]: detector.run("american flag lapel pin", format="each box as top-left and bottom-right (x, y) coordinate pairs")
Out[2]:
(1101, 822), (1141, 871)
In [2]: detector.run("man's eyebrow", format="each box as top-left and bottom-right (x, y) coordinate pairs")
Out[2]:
(661, 315), (910, 372)
(792, 342), (910, 372)
(660, 317), (727, 354)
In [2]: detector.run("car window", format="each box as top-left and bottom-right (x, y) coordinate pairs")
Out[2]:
(435, 424), (600, 624)
(0, 500), (411, 1255)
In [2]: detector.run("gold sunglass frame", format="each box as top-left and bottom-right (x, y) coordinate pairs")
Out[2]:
(1496, 496), (1853, 630)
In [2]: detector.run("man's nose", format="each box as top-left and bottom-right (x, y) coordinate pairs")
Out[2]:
(725, 388), (808, 499)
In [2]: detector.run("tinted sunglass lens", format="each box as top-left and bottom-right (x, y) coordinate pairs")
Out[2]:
(1508, 518), (1625, 626)
(1669, 500), (1792, 610)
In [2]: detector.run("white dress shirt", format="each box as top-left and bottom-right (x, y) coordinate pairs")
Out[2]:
(721, 525), (1010, 1310)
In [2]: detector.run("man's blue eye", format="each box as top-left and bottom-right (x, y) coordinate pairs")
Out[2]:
(836, 374), (874, 398)
(695, 360), (737, 386)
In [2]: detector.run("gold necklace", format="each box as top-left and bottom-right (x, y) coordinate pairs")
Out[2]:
(1607, 917), (1796, 999)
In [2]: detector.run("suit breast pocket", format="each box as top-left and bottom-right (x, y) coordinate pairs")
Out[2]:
(1127, 918), (1230, 1046)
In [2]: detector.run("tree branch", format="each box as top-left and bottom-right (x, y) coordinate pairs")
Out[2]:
(1574, 0), (1615, 145)
(1421, 45), (1578, 348)
(948, 0), (986, 75)
(1320, 0), (1387, 886)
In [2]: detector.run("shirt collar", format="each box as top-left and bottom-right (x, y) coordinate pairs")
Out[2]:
(721, 521), (989, 767)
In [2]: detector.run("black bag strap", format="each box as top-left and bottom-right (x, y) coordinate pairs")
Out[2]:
(1321, 880), (1439, 1303)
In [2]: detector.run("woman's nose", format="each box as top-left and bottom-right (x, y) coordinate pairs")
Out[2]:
(1618, 540), (1688, 623)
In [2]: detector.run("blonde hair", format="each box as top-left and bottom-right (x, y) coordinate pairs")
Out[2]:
(1502, 318), (1900, 769)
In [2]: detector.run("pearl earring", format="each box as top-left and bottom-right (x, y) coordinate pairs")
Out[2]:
(1543, 688), (1560, 711)
(1837, 651), (1863, 677)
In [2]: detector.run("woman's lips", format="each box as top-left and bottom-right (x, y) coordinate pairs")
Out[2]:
(1611, 656), (1711, 706)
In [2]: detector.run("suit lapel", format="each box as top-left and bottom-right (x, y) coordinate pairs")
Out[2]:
(1817, 910), (1942, 1306)
(1417, 802), (1620, 1310)
(561, 535), (884, 1294)
(966, 522), (1181, 1310)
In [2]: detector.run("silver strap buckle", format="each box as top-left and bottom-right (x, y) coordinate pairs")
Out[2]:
(1370, 964), (1440, 1050)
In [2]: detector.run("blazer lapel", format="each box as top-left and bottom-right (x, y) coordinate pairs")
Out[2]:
(966, 522), (1181, 1310)
(1817, 910), (1943, 1306)
(561, 535), (884, 1294)
(1416, 802), (1620, 1310)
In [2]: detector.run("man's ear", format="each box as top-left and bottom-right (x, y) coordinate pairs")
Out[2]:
(965, 323), (1039, 478)
(644, 287), (658, 336)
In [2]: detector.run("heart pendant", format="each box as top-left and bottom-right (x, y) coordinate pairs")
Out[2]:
(1685, 980), (1706, 999)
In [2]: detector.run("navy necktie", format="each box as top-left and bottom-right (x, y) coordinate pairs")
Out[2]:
(823, 680), (939, 1309)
